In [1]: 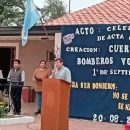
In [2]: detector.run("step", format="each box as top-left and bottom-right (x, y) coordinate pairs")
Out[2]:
(0, 116), (35, 125)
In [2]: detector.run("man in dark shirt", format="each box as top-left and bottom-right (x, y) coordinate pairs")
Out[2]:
(7, 59), (25, 115)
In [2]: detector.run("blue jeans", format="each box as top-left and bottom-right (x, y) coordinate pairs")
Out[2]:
(36, 92), (42, 110)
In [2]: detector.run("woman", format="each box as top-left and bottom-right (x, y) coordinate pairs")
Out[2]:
(32, 60), (51, 115)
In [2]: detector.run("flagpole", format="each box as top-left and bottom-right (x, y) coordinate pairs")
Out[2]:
(69, 0), (71, 13)
(40, 18), (49, 39)
(32, 0), (49, 39)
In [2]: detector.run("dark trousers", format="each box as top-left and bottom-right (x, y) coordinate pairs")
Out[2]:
(10, 86), (22, 113)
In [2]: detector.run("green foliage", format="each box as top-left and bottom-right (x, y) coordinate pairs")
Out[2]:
(0, 0), (16, 6)
(0, 0), (67, 27)
(0, 0), (25, 27)
(41, 0), (67, 21)
(0, 102), (8, 118)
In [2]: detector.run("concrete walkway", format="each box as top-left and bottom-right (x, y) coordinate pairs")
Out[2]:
(0, 101), (125, 130)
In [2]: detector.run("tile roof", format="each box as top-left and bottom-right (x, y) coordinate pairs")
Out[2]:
(44, 0), (130, 26)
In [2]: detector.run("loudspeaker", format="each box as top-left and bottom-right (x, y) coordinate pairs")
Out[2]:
(46, 50), (56, 61)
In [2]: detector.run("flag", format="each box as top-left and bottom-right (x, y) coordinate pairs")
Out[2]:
(21, 0), (41, 46)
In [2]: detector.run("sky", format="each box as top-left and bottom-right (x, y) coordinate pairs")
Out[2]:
(34, 0), (106, 12)
(64, 0), (106, 12)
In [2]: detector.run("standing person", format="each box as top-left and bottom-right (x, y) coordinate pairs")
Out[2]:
(7, 59), (25, 115)
(50, 58), (71, 83)
(32, 60), (51, 115)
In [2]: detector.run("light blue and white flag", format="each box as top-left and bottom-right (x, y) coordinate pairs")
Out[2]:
(21, 0), (41, 46)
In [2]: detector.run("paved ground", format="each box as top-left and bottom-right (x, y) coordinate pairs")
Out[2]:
(0, 101), (125, 130)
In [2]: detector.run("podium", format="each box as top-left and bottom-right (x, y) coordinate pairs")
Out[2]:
(41, 79), (71, 130)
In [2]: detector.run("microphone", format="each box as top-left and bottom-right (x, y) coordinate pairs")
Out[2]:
(49, 67), (57, 78)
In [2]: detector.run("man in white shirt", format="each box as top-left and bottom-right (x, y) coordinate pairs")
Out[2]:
(50, 58), (71, 83)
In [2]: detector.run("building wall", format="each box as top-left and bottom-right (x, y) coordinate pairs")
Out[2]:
(55, 33), (62, 58)
(19, 40), (54, 87)
(0, 39), (54, 87)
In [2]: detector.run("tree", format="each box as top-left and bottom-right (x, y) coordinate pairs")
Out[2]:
(41, 0), (67, 21)
(0, 0), (25, 27)
(0, 0), (67, 27)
